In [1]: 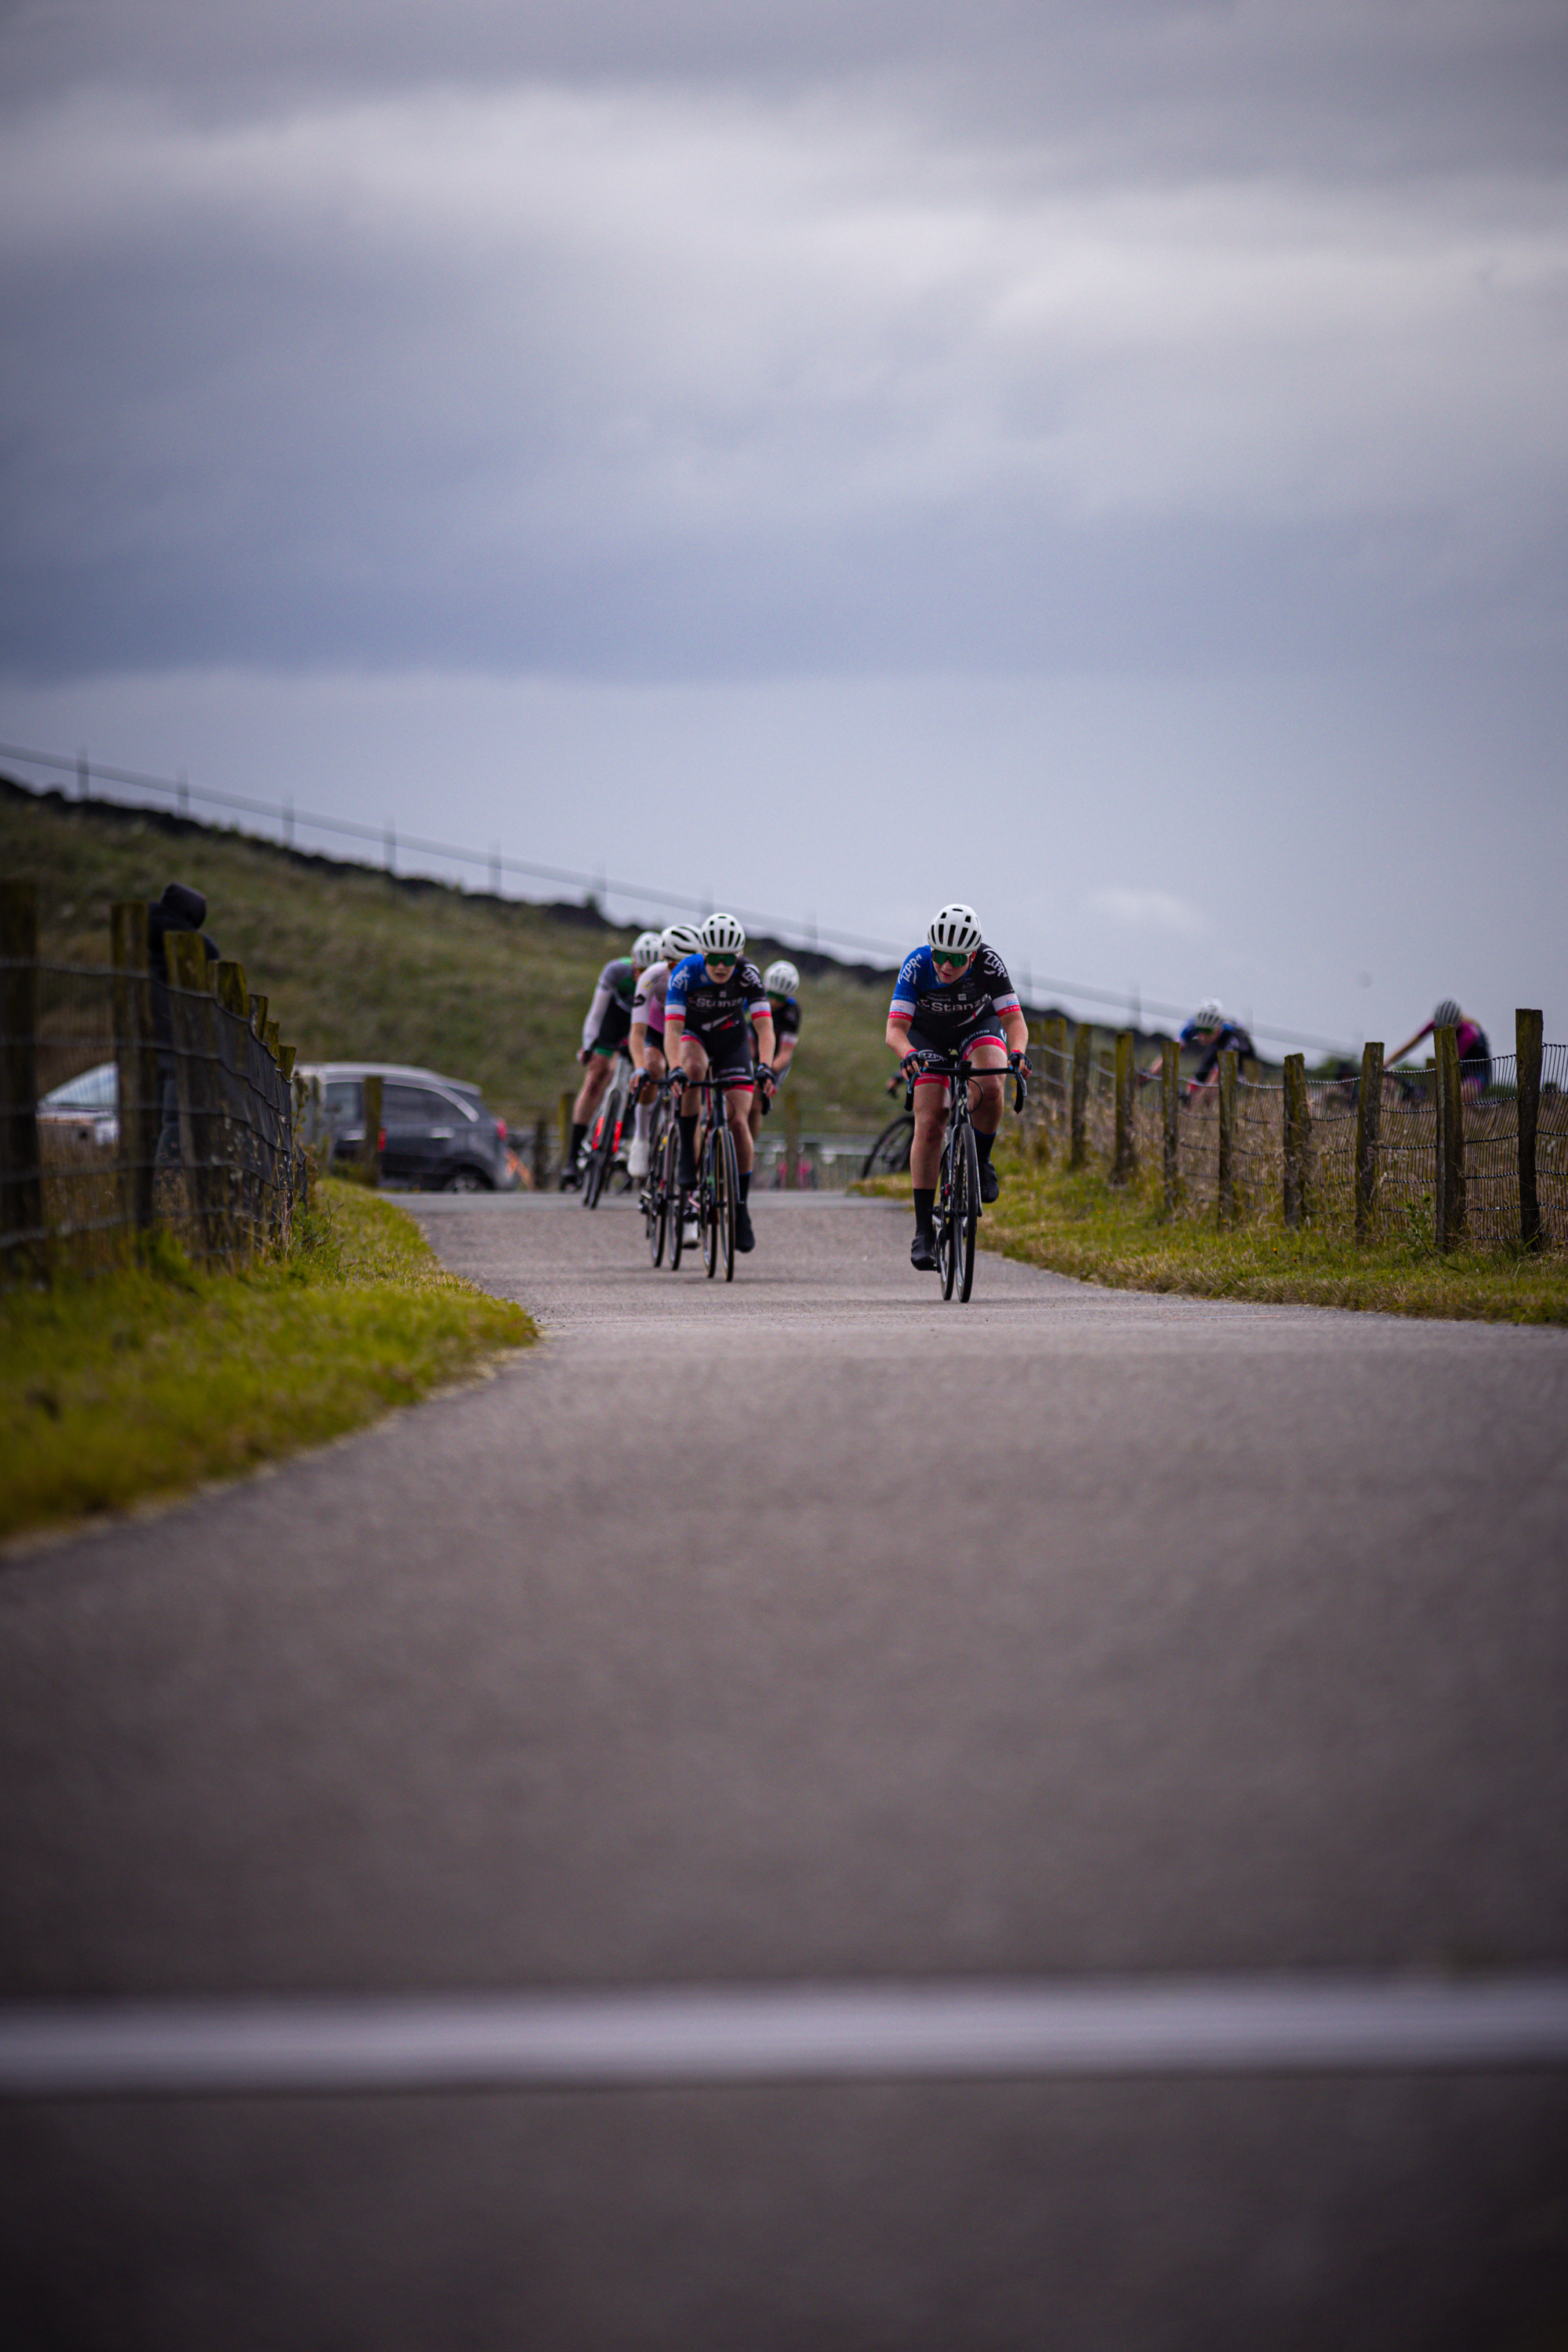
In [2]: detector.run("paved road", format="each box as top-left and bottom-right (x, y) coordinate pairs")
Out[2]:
(2, 1191), (1566, 2347)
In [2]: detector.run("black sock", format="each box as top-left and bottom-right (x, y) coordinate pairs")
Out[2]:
(739, 1169), (751, 1203)
(975, 1129), (996, 1165)
(569, 1121), (587, 1163)
(678, 1115), (699, 1180)
(914, 1187), (935, 1234)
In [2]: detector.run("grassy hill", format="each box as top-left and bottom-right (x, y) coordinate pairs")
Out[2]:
(2, 776), (906, 1134)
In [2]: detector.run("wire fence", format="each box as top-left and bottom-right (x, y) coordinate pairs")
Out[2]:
(1027, 1023), (1567, 1250)
(2, 884), (299, 1285)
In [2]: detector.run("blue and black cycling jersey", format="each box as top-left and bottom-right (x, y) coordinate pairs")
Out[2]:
(1179, 1017), (1255, 1085)
(888, 945), (1021, 1045)
(666, 953), (770, 1042)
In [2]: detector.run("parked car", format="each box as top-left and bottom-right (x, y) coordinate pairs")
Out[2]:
(298, 1062), (517, 1192)
(38, 1060), (118, 1148)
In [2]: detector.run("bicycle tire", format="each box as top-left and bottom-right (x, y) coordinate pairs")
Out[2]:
(861, 1112), (913, 1181)
(702, 1128), (719, 1278)
(666, 1122), (685, 1270)
(717, 1122), (737, 1282)
(647, 1108), (669, 1267)
(938, 1125), (958, 1300)
(582, 1108), (608, 1208)
(956, 1121), (979, 1301)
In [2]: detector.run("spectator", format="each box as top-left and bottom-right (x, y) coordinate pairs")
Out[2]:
(147, 882), (218, 1165)
(1388, 998), (1492, 1099)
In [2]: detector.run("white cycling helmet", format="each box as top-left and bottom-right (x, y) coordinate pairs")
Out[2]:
(1193, 997), (1224, 1029)
(699, 911), (746, 957)
(1433, 997), (1462, 1030)
(929, 903), (982, 956)
(661, 920), (702, 964)
(630, 929), (663, 968)
(764, 960), (800, 996)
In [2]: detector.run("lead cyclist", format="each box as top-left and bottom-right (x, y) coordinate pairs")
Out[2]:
(884, 902), (1029, 1272)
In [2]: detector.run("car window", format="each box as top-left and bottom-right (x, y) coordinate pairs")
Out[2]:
(323, 1080), (361, 1119)
(383, 1083), (455, 1125)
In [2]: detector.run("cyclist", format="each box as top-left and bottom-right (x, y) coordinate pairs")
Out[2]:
(1388, 998), (1492, 1098)
(884, 902), (1029, 1272)
(626, 920), (702, 1178)
(663, 913), (775, 1255)
(747, 959), (802, 1145)
(1147, 999), (1256, 1104)
(561, 930), (663, 1188)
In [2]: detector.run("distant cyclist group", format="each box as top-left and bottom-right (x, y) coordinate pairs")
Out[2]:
(560, 900), (1030, 1286)
(558, 902), (1488, 1290)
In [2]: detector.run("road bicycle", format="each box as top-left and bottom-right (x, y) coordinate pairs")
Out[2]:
(909, 1050), (1027, 1302)
(581, 1053), (634, 1210)
(668, 1067), (753, 1280)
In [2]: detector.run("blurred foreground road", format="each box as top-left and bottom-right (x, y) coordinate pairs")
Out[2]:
(2, 1190), (1566, 2347)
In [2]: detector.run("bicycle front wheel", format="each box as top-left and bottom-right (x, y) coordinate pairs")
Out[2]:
(938, 1131), (958, 1300)
(665, 1122), (685, 1270)
(956, 1121), (979, 1301)
(648, 1106), (670, 1266)
(582, 1094), (615, 1209)
(701, 1135), (720, 1279)
(717, 1123), (738, 1282)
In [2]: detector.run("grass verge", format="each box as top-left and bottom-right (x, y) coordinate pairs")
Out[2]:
(855, 1157), (1568, 1323)
(1, 1178), (536, 1543)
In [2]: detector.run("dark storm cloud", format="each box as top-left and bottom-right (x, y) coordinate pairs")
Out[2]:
(1, 0), (1565, 682)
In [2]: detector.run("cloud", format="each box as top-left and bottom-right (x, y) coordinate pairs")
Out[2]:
(1086, 887), (1207, 938)
(0, 9), (1565, 681)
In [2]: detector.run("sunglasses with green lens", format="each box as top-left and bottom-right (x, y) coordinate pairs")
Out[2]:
(931, 948), (970, 969)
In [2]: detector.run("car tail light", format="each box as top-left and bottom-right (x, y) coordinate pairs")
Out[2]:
(377, 1127), (387, 1152)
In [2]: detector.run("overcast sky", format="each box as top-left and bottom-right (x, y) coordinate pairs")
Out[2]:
(2, 0), (1565, 1049)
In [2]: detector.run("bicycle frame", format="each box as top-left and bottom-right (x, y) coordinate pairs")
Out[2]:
(909, 1053), (1027, 1302)
(670, 1067), (750, 1280)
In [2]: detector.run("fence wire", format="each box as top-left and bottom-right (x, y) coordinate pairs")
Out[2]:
(1025, 1027), (1566, 1249)
(2, 959), (297, 1282)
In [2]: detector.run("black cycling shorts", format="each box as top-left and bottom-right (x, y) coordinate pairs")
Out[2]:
(589, 1001), (633, 1056)
(906, 1015), (1006, 1080)
(682, 1025), (755, 1086)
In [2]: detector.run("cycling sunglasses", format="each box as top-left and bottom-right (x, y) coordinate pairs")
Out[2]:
(931, 949), (971, 971)
(704, 953), (737, 972)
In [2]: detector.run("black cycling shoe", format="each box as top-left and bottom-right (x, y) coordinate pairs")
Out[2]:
(978, 1162), (1000, 1205)
(735, 1204), (756, 1253)
(910, 1228), (938, 1272)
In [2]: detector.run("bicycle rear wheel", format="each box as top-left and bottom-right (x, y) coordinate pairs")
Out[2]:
(582, 1091), (616, 1209)
(956, 1121), (979, 1301)
(717, 1122), (738, 1282)
(861, 1112), (913, 1181)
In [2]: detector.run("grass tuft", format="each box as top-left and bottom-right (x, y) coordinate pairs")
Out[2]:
(1, 1178), (535, 1543)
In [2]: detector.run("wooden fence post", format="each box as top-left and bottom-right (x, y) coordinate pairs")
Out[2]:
(1069, 1023), (1091, 1169)
(1434, 1024), (1466, 1252)
(1217, 1048), (1237, 1227)
(1282, 1053), (1311, 1229)
(1516, 1007), (1543, 1250)
(532, 1114), (549, 1192)
(784, 1088), (800, 1189)
(1112, 1030), (1137, 1183)
(1160, 1036), (1179, 1214)
(361, 1072), (383, 1188)
(0, 878), (45, 1279)
(164, 929), (230, 1260)
(111, 899), (158, 1240)
(213, 962), (254, 1250)
(559, 1087), (574, 1177)
(1354, 1042), (1383, 1241)
(1044, 1014), (1067, 1115)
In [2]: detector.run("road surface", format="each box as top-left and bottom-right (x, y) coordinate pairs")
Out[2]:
(2, 1189), (1566, 2347)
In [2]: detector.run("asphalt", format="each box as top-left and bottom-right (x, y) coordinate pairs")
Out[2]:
(2, 1188), (1566, 2347)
